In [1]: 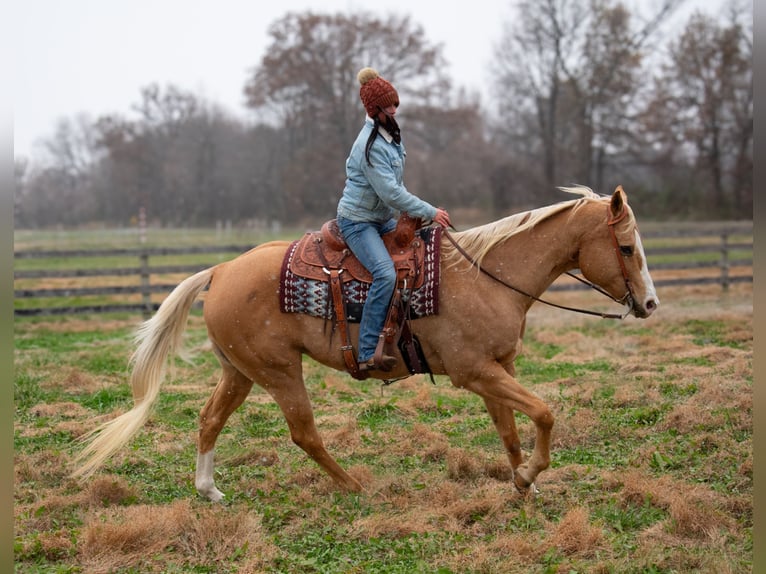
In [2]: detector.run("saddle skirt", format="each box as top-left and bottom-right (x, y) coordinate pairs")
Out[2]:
(279, 217), (442, 321)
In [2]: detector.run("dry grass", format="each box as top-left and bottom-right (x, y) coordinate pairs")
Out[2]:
(607, 468), (734, 539)
(80, 499), (277, 573)
(14, 282), (752, 572)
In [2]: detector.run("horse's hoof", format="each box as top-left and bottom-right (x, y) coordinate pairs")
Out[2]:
(511, 468), (539, 496)
(513, 479), (539, 497)
(198, 485), (225, 502)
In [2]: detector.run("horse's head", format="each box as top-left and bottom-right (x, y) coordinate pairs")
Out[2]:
(576, 186), (659, 318)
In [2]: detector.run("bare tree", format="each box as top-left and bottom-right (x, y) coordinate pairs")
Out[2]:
(132, 84), (199, 136)
(90, 84), (273, 226)
(405, 90), (497, 214)
(642, 6), (752, 217)
(492, 0), (683, 200)
(42, 114), (101, 177)
(14, 115), (102, 226)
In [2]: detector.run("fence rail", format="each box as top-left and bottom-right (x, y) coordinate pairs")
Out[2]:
(14, 225), (752, 317)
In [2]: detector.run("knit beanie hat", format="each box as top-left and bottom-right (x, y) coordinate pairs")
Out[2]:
(358, 67), (399, 117)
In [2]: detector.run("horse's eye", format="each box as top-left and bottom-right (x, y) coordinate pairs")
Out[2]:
(620, 245), (634, 256)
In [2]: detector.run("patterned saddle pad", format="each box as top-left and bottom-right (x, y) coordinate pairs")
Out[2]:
(279, 226), (442, 322)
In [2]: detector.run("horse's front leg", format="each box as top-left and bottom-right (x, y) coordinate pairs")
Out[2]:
(482, 398), (523, 471)
(458, 362), (554, 492)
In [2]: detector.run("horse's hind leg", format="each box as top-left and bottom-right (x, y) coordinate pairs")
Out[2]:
(482, 398), (523, 472)
(262, 364), (364, 493)
(196, 359), (254, 502)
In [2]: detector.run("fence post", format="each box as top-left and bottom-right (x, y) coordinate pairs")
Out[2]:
(139, 252), (152, 318)
(138, 206), (152, 318)
(720, 232), (729, 291)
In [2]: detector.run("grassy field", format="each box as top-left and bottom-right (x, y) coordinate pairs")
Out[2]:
(14, 225), (752, 572)
(14, 279), (752, 573)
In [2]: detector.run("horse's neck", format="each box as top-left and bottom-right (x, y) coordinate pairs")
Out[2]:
(487, 212), (580, 295)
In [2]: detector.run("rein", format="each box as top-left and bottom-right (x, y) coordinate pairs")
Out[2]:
(442, 208), (634, 320)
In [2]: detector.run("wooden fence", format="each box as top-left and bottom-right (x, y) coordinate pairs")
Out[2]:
(14, 224), (752, 318)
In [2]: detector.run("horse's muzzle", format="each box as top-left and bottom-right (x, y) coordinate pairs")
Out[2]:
(632, 295), (659, 318)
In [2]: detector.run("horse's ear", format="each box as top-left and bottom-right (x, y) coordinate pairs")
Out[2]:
(610, 185), (626, 217)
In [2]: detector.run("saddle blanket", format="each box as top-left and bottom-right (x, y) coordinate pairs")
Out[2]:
(279, 227), (442, 322)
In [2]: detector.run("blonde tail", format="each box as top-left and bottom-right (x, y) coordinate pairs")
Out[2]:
(71, 267), (215, 480)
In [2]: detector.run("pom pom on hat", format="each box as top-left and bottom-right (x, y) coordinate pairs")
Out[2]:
(357, 67), (380, 85)
(357, 67), (399, 117)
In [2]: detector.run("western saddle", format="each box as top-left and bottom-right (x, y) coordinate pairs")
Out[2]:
(287, 213), (432, 380)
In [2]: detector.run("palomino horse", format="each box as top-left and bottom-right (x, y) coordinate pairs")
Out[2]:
(73, 186), (658, 501)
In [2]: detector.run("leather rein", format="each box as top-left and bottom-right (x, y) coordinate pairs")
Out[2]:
(442, 205), (635, 320)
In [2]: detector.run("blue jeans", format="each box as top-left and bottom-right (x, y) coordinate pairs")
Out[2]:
(337, 217), (397, 362)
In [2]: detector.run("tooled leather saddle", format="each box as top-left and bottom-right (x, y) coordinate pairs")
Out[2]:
(288, 213), (428, 289)
(284, 213), (435, 381)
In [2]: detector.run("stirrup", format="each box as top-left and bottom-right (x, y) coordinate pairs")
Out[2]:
(359, 355), (397, 372)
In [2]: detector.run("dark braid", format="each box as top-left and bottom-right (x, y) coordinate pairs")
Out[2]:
(364, 112), (401, 167)
(364, 115), (380, 167)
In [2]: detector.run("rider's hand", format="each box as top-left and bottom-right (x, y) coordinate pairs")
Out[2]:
(433, 208), (451, 229)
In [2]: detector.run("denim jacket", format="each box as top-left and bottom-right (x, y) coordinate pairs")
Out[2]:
(337, 117), (437, 223)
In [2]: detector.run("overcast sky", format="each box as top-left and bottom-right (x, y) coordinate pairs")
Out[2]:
(12, 0), (734, 160)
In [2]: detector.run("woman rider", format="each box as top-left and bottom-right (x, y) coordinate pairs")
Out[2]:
(336, 67), (451, 372)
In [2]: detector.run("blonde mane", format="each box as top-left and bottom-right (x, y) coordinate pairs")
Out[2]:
(446, 186), (607, 267)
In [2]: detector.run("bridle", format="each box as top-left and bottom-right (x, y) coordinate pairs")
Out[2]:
(604, 204), (636, 309)
(442, 204), (636, 320)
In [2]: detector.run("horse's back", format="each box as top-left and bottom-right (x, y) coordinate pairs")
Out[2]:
(205, 240), (291, 322)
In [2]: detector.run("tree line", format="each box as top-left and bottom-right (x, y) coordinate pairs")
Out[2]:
(14, 1), (752, 229)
